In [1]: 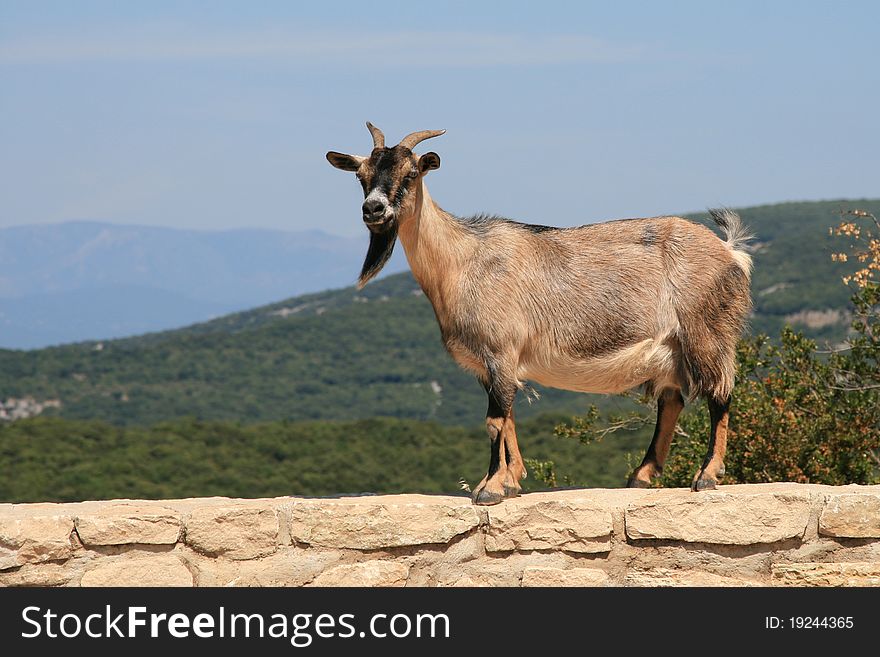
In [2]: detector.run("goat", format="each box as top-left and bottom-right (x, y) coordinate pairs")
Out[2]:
(326, 123), (752, 505)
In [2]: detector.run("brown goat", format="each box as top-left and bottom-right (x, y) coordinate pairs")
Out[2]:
(327, 123), (752, 505)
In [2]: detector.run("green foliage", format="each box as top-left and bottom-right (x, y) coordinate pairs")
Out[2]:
(0, 413), (648, 503)
(523, 459), (558, 488)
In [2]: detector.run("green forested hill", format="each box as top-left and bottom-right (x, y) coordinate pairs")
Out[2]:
(0, 414), (646, 502)
(0, 199), (876, 428)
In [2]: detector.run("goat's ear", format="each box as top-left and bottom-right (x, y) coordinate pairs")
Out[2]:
(418, 152), (441, 174)
(326, 151), (365, 171)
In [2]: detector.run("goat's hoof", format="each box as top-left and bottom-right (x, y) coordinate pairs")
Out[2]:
(503, 485), (521, 499)
(691, 477), (718, 492)
(472, 489), (504, 506)
(627, 463), (662, 488)
(472, 483), (520, 505)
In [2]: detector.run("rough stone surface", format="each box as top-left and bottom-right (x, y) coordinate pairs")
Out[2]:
(624, 568), (760, 587)
(0, 562), (78, 587)
(287, 495), (481, 549)
(80, 554), (193, 587)
(185, 506), (279, 560)
(434, 562), (525, 587)
(0, 515), (75, 567)
(0, 547), (16, 572)
(772, 562), (880, 587)
(626, 485), (813, 544)
(521, 567), (610, 587)
(819, 492), (880, 538)
(75, 505), (181, 545)
(190, 548), (345, 587)
(485, 495), (612, 553)
(307, 561), (409, 587)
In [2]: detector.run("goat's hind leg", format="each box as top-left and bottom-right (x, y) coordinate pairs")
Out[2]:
(627, 388), (684, 488)
(472, 372), (522, 506)
(692, 395), (730, 491)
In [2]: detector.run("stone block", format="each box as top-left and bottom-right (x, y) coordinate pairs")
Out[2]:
(626, 489), (812, 544)
(306, 561), (409, 587)
(624, 568), (759, 587)
(185, 506), (278, 560)
(80, 554), (193, 587)
(820, 493), (880, 538)
(485, 498), (612, 553)
(76, 505), (181, 545)
(0, 515), (75, 567)
(288, 495), (481, 550)
(521, 567), (610, 587)
(772, 562), (880, 587)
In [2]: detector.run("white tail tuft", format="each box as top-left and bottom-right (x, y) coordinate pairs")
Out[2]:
(708, 208), (753, 278)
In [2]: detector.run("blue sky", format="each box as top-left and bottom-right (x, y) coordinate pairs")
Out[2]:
(1, 1), (877, 236)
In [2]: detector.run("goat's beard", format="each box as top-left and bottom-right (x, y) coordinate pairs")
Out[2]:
(357, 220), (398, 289)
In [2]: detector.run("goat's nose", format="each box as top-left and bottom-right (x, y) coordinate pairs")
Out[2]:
(362, 198), (386, 220)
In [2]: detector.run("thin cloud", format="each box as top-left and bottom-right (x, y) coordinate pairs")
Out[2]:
(0, 28), (645, 68)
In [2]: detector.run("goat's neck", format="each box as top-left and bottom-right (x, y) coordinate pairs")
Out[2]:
(396, 182), (466, 311)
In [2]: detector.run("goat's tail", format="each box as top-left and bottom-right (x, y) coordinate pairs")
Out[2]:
(709, 207), (753, 278)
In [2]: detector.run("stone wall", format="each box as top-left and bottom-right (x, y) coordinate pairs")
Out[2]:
(1, 483), (879, 587)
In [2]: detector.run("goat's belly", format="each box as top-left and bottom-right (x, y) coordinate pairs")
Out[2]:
(519, 338), (678, 394)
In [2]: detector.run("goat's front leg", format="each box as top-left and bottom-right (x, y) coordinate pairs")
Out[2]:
(472, 372), (524, 506)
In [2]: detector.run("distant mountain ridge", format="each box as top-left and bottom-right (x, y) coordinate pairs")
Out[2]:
(0, 221), (407, 348)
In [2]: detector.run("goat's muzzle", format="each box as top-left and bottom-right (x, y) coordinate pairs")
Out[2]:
(362, 198), (392, 230)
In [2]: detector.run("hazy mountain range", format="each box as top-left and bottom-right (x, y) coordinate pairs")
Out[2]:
(0, 221), (407, 348)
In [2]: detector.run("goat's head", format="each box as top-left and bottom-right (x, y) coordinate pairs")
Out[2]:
(326, 123), (444, 287)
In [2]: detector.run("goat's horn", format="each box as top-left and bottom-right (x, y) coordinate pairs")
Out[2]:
(399, 129), (446, 150)
(366, 122), (385, 150)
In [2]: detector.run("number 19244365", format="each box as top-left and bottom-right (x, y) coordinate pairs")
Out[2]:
(765, 617), (854, 629)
